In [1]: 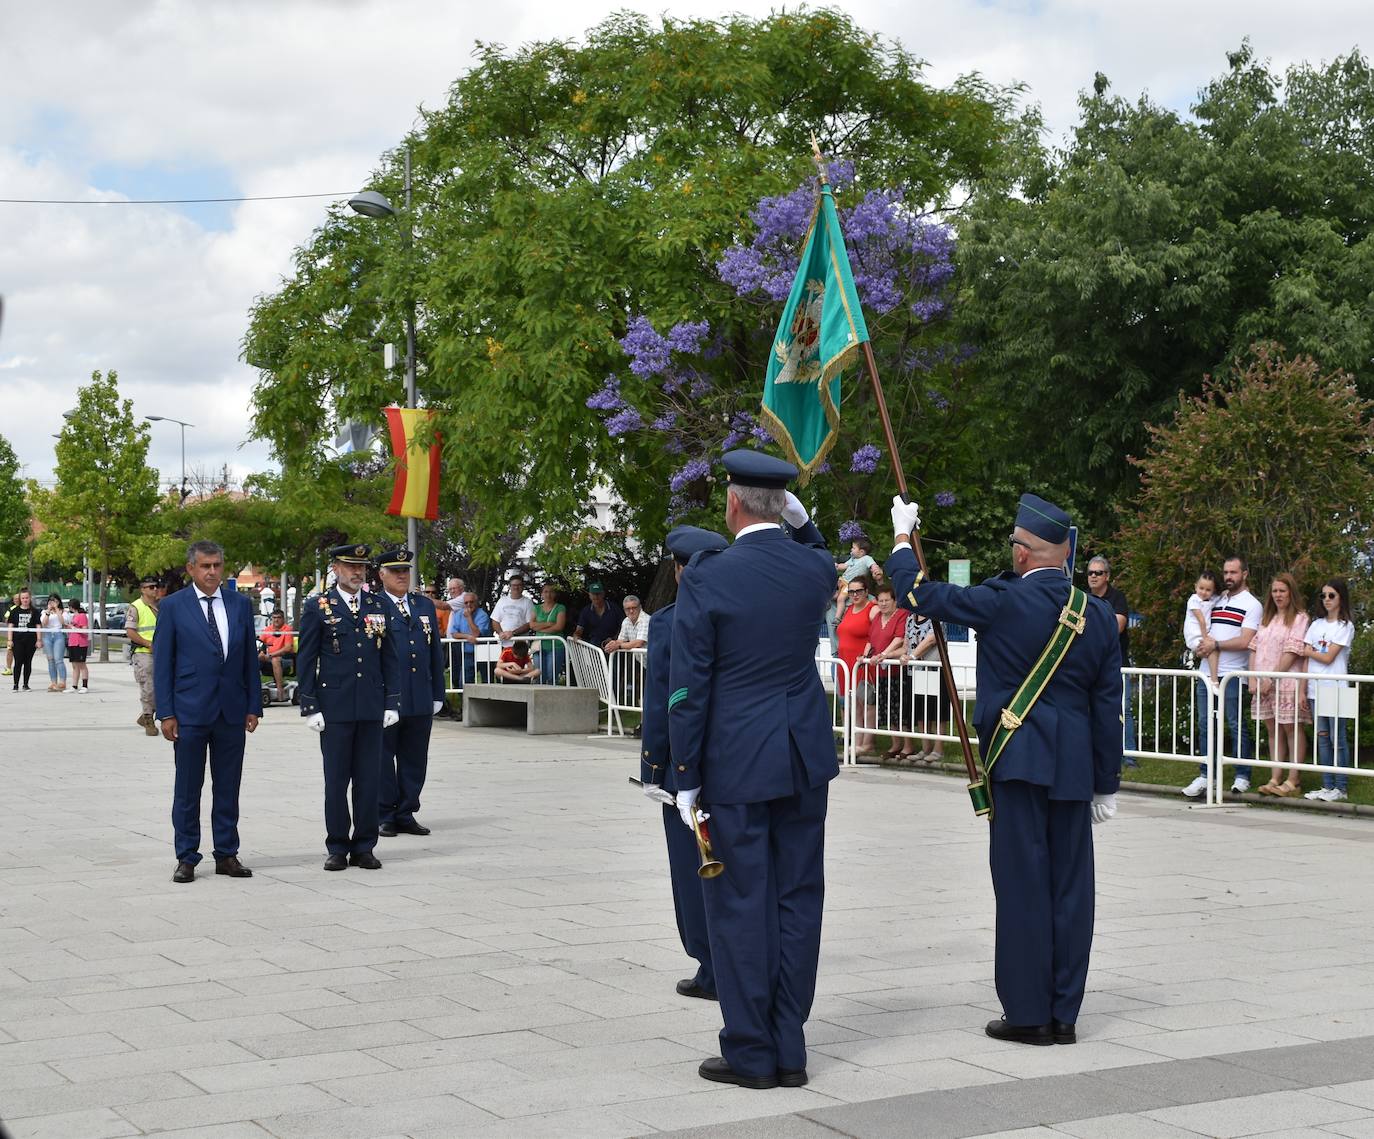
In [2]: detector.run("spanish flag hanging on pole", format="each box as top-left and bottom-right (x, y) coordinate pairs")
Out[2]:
(758, 181), (871, 485)
(383, 406), (442, 521)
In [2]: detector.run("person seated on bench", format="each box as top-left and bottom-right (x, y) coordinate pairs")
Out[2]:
(258, 609), (295, 702)
(494, 639), (539, 683)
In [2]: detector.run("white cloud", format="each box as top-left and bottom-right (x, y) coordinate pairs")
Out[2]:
(3, 0), (1370, 491)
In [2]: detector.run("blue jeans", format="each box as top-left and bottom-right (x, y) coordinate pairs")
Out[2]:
(538, 642), (565, 686)
(42, 631), (66, 682)
(1196, 677), (1253, 781)
(1316, 715), (1351, 792)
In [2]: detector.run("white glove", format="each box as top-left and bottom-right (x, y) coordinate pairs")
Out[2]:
(781, 491), (809, 528)
(891, 494), (921, 538)
(676, 787), (708, 831)
(643, 783), (675, 806)
(1090, 793), (1118, 825)
(383, 710), (400, 728)
(432, 700), (444, 715)
(305, 712), (325, 733)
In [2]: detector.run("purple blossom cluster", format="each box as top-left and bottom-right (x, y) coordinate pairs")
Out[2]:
(926, 389), (950, 411)
(838, 520), (867, 542)
(586, 376), (624, 411)
(935, 490), (956, 507)
(620, 316), (670, 378)
(670, 457), (711, 493)
(849, 443), (882, 474)
(651, 410), (678, 431)
(605, 407), (643, 436)
(749, 424), (773, 445)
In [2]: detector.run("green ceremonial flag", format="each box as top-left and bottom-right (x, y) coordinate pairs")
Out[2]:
(759, 181), (870, 484)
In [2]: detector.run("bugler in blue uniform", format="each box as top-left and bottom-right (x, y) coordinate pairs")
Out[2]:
(373, 547), (447, 838)
(641, 526), (729, 1002)
(296, 544), (402, 871)
(668, 451), (837, 1090)
(886, 492), (1123, 1045)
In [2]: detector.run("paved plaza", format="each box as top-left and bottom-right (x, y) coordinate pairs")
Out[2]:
(7, 661), (1374, 1138)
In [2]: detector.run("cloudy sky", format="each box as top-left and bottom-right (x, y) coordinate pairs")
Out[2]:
(3, 0), (1369, 494)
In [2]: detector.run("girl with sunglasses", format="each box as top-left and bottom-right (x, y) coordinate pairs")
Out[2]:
(1299, 578), (1355, 802)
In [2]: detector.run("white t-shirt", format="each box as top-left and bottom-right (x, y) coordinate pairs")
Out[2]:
(1208, 589), (1263, 675)
(1183, 592), (1215, 661)
(1304, 617), (1354, 699)
(490, 594), (535, 645)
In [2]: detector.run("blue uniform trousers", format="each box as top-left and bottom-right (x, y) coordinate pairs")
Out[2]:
(988, 780), (1094, 1026)
(380, 714), (432, 825)
(172, 717), (245, 865)
(321, 720), (382, 856)
(660, 804), (714, 994)
(702, 780), (828, 1076)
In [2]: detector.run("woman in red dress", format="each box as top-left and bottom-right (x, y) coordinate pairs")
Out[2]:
(837, 574), (877, 754)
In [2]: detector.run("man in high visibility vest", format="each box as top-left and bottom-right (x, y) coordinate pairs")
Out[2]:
(128, 576), (162, 737)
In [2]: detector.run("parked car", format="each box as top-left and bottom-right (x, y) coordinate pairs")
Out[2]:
(90, 603), (129, 631)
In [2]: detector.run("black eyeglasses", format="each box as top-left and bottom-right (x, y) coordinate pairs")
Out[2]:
(1087, 570), (1107, 577)
(1008, 535), (1032, 551)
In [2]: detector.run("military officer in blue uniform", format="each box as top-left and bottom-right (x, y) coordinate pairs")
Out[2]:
(668, 450), (836, 1090)
(641, 525), (730, 1003)
(374, 546), (447, 837)
(886, 493), (1122, 1045)
(296, 544), (402, 871)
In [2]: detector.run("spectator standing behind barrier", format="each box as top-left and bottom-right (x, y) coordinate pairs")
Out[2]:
(858, 583), (911, 760)
(155, 540), (262, 885)
(67, 600), (90, 691)
(3, 590), (15, 676)
(887, 491), (1122, 1047)
(128, 576), (162, 735)
(451, 593), (492, 685)
(1182, 556), (1262, 797)
(607, 595), (649, 654)
(904, 608), (944, 764)
(440, 577), (466, 636)
(1086, 557), (1135, 766)
(1251, 574), (1310, 797)
(40, 593), (68, 692)
(490, 573), (535, 648)
(640, 525), (728, 1003)
(573, 582), (623, 650)
(836, 574), (877, 756)
(667, 452), (837, 1090)
(6, 588), (40, 691)
(530, 583), (567, 685)
(1300, 578), (1356, 803)
(297, 543), (402, 872)
(375, 547), (446, 839)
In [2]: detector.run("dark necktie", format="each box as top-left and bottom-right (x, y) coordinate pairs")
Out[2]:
(203, 595), (224, 658)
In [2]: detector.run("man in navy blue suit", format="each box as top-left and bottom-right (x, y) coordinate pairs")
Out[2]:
(668, 450), (837, 1090)
(155, 540), (263, 885)
(374, 547), (446, 838)
(296, 544), (402, 871)
(641, 525), (729, 1003)
(886, 492), (1123, 1045)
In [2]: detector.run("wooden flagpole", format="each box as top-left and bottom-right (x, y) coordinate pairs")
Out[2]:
(809, 135), (983, 799)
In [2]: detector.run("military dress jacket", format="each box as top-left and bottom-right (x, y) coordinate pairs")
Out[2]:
(640, 602), (680, 793)
(296, 588), (402, 722)
(381, 590), (447, 717)
(668, 524), (838, 804)
(886, 548), (1123, 800)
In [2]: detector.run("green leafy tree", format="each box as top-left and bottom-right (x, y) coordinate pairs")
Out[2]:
(244, 9), (1021, 566)
(1116, 345), (1374, 666)
(31, 370), (167, 658)
(0, 434), (30, 586)
(957, 44), (1374, 538)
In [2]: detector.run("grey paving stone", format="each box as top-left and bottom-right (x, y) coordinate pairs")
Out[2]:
(1093, 1055), (1303, 1104)
(5, 1106), (140, 1139)
(242, 1093), (495, 1138)
(1143, 1089), (1368, 1136)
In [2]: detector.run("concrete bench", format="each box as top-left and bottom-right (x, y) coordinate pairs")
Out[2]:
(461, 683), (600, 735)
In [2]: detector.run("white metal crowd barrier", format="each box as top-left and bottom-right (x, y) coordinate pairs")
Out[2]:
(442, 635), (573, 696)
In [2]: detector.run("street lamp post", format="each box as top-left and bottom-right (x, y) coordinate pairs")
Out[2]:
(145, 416), (194, 505)
(350, 149), (420, 592)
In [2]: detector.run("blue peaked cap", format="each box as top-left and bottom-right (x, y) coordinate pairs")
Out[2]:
(722, 449), (797, 489)
(666, 525), (729, 563)
(1015, 493), (1071, 544)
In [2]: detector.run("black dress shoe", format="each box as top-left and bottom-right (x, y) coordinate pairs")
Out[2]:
(394, 819), (431, 835)
(1052, 1020), (1076, 1044)
(349, 851), (382, 869)
(984, 1018), (1055, 1046)
(214, 856), (253, 878)
(378, 822), (397, 837)
(172, 861), (195, 884)
(323, 853), (348, 871)
(778, 1067), (808, 1087)
(675, 978), (718, 1001)
(698, 1057), (778, 1090)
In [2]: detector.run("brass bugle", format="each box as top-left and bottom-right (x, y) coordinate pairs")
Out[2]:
(691, 810), (725, 879)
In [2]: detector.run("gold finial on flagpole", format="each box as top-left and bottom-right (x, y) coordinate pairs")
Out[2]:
(809, 132), (825, 171)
